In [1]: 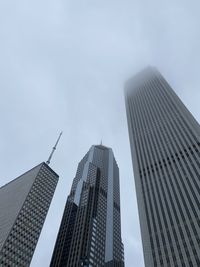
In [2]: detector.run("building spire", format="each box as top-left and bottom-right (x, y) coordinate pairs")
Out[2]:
(46, 132), (63, 165)
(100, 139), (102, 145)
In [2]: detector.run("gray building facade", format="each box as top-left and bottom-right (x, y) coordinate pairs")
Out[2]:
(0, 162), (59, 267)
(50, 145), (124, 267)
(125, 67), (200, 267)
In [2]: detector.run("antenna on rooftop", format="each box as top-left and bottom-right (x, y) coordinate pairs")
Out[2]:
(46, 132), (63, 165)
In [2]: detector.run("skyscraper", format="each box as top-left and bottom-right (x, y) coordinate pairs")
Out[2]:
(0, 162), (59, 267)
(50, 145), (124, 267)
(125, 67), (200, 267)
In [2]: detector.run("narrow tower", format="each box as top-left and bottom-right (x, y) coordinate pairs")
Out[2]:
(50, 145), (124, 267)
(125, 67), (200, 267)
(0, 134), (61, 266)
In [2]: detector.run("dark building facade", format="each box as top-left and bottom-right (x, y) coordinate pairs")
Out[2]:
(50, 145), (124, 267)
(0, 162), (59, 267)
(125, 67), (200, 267)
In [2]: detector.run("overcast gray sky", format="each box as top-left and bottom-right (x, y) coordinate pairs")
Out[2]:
(1, 0), (200, 266)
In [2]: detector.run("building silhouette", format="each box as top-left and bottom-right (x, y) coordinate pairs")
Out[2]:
(0, 162), (59, 267)
(50, 145), (124, 267)
(125, 67), (200, 267)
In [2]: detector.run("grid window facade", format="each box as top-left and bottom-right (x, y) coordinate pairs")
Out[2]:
(125, 67), (200, 267)
(0, 163), (58, 267)
(50, 145), (124, 267)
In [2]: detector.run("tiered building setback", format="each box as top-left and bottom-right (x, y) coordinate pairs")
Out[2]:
(50, 145), (124, 267)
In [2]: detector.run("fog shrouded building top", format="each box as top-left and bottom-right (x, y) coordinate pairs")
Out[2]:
(50, 145), (124, 267)
(125, 67), (200, 267)
(0, 162), (59, 267)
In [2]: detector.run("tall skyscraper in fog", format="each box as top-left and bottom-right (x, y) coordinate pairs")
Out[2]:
(0, 162), (59, 267)
(125, 67), (200, 267)
(50, 145), (124, 267)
